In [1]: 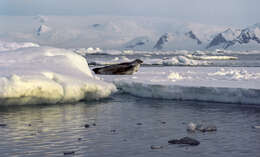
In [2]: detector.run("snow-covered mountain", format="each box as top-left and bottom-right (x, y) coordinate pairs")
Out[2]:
(0, 16), (260, 51)
(185, 31), (202, 45)
(207, 24), (260, 50)
(206, 28), (239, 49)
(36, 24), (52, 36)
(153, 31), (204, 50)
(34, 15), (48, 23)
(123, 36), (153, 50)
(236, 23), (260, 44)
(153, 33), (171, 50)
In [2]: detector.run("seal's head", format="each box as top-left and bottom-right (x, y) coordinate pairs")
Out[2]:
(133, 59), (143, 64)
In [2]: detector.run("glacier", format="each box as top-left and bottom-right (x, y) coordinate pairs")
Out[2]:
(0, 44), (116, 105)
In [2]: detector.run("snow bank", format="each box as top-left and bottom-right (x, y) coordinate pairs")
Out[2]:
(0, 41), (40, 52)
(102, 67), (260, 105)
(0, 47), (116, 105)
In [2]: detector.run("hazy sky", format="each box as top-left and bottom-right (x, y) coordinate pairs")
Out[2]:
(1, 0), (259, 26)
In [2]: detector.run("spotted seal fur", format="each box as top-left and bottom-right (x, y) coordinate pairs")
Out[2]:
(92, 59), (143, 75)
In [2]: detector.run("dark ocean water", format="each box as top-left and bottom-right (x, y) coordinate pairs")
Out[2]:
(0, 94), (259, 157)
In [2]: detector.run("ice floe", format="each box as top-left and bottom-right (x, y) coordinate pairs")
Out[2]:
(101, 67), (260, 105)
(0, 46), (116, 105)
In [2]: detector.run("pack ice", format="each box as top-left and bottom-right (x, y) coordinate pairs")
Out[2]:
(0, 44), (116, 105)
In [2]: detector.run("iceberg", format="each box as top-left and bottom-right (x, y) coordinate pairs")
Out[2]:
(0, 46), (116, 105)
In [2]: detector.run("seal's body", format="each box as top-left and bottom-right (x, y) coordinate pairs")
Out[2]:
(93, 59), (143, 75)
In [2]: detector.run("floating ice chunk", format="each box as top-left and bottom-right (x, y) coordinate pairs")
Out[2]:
(186, 54), (238, 60)
(115, 80), (260, 104)
(162, 56), (209, 66)
(252, 126), (260, 129)
(187, 122), (197, 132)
(0, 47), (116, 105)
(102, 67), (260, 105)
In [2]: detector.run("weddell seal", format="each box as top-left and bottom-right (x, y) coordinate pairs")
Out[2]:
(92, 59), (143, 75)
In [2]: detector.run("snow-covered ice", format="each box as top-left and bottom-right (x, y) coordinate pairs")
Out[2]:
(208, 68), (260, 80)
(142, 56), (210, 66)
(186, 54), (238, 60)
(0, 46), (116, 105)
(72, 47), (103, 55)
(100, 67), (260, 105)
(89, 56), (131, 66)
(0, 40), (40, 52)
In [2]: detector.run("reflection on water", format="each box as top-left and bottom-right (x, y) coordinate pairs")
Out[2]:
(0, 94), (259, 157)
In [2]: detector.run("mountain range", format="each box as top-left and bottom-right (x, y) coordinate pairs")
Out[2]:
(0, 16), (260, 51)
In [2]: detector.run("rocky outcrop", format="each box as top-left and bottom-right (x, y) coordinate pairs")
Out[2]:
(153, 33), (170, 50)
(207, 33), (235, 49)
(124, 37), (151, 49)
(236, 28), (260, 44)
(36, 25), (51, 36)
(168, 137), (200, 146)
(185, 31), (202, 45)
(207, 25), (260, 49)
(126, 41), (145, 49)
(92, 24), (101, 28)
